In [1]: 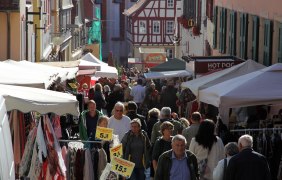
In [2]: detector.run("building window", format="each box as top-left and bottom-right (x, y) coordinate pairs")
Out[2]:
(139, 20), (146, 34)
(166, 21), (174, 34)
(228, 11), (236, 56)
(166, 49), (173, 58)
(167, 0), (174, 8)
(263, 19), (273, 66)
(113, 0), (122, 3)
(153, 21), (160, 34)
(95, 0), (102, 4)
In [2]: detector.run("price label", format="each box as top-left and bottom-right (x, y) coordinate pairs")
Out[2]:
(110, 144), (123, 159)
(68, 83), (77, 89)
(95, 126), (113, 141)
(111, 156), (135, 178)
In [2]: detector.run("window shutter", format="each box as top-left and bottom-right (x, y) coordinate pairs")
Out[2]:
(252, 16), (259, 61)
(278, 23), (282, 63)
(240, 13), (248, 59)
(222, 8), (227, 53)
(213, 6), (218, 48)
(219, 8), (227, 53)
(229, 11), (236, 55)
(263, 20), (272, 66)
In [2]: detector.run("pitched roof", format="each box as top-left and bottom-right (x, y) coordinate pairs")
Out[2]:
(123, 0), (148, 16)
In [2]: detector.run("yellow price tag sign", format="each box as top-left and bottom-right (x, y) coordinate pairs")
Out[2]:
(95, 126), (113, 141)
(111, 156), (135, 178)
(68, 83), (77, 89)
(110, 144), (123, 159)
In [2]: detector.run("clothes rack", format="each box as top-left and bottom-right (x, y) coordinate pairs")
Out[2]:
(58, 139), (102, 143)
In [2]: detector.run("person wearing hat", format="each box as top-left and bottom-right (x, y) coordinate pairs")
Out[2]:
(121, 118), (151, 180)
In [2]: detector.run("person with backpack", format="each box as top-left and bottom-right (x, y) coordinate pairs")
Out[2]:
(213, 142), (239, 180)
(152, 121), (174, 172)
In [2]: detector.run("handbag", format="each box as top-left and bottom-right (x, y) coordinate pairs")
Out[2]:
(198, 150), (210, 178)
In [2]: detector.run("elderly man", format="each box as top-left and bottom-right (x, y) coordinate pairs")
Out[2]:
(108, 102), (131, 141)
(225, 134), (271, 180)
(213, 142), (239, 180)
(155, 134), (199, 180)
(79, 100), (103, 140)
(151, 107), (183, 144)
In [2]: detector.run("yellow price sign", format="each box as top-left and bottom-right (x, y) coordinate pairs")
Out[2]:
(68, 83), (77, 89)
(111, 156), (135, 178)
(110, 144), (123, 159)
(95, 126), (113, 141)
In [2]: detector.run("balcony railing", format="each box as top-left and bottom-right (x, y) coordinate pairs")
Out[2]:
(0, 0), (19, 11)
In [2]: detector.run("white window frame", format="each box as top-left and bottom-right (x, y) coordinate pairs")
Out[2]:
(139, 20), (146, 34)
(166, 21), (174, 34)
(152, 21), (160, 34)
(167, 0), (174, 8)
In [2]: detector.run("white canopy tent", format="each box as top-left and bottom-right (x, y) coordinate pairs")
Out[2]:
(0, 60), (78, 89)
(0, 84), (79, 116)
(181, 60), (265, 97)
(80, 53), (118, 78)
(144, 70), (192, 79)
(199, 63), (282, 109)
(4, 60), (78, 82)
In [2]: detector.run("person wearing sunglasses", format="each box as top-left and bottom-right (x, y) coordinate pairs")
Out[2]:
(108, 102), (131, 141)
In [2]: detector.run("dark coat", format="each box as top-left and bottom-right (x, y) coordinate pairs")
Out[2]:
(121, 130), (152, 169)
(225, 148), (271, 180)
(127, 111), (148, 132)
(154, 150), (199, 180)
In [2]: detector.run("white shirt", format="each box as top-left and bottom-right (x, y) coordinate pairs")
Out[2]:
(189, 136), (225, 180)
(130, 85), (145, 103)
(213, 156), (232, 180)
(108, 115), (131, 141)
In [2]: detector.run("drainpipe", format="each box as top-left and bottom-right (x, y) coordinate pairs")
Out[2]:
(6, 11), (11, 59)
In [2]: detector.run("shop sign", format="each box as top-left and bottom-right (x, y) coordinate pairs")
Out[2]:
(195, 60), (244, 74)
(144, 53), (166, 63)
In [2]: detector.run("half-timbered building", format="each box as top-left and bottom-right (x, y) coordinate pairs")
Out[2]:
(124, 0), (183, 68)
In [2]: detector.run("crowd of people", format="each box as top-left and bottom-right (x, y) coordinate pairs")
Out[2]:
(76, 74), (272, 180)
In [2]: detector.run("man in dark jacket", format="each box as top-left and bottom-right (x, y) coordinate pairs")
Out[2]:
(155, 134), (199, 180)
(225, 134), (271, 180)
(126, 101), (148, 132)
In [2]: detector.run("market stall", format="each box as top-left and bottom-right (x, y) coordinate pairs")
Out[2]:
(0, 84), (79, 116)
(0, 60), (78, 89)
(80, 53), (118, 78)
(198, 63), (282, 109)
(181, 59), (265, 97)
(144, 70), (192, 79)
